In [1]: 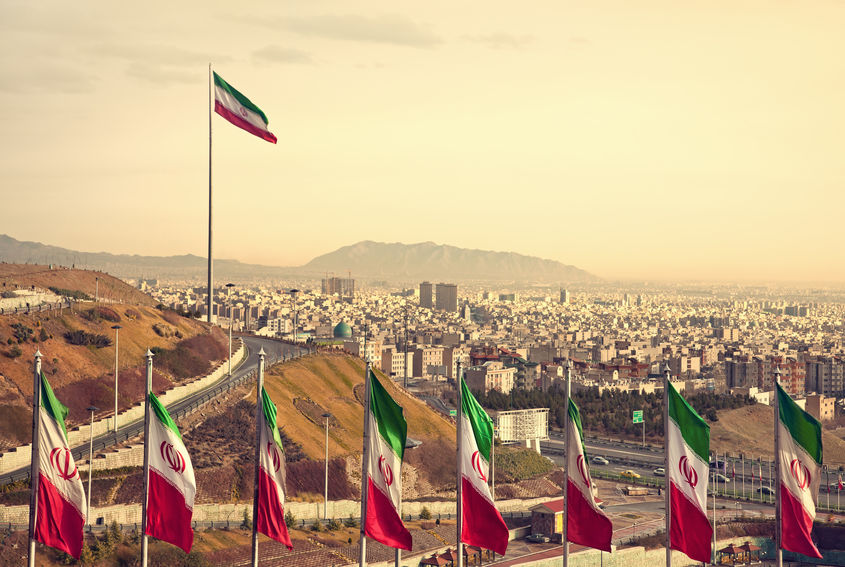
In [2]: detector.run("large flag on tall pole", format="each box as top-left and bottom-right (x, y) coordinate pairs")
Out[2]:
(566, 398), (612, 552)
(776, 381), (823, 559)
(145, 391), (196, 553)
(363, 369), (412, 550)
(666, 378), (712, 564)
(256, 385), (293, 549)
(213, 72), (277, 144)
(459, 375), (509, 556)
(31, 365), (86, 560)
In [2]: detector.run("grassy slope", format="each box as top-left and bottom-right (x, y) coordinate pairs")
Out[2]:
(711, 404), (845, 464)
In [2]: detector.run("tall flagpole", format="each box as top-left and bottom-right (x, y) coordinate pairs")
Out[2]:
(206, 63), (214, 324)
(456, 361), (464, 567)
(141, 350), (154, 567)
(773, 367), (782, 567)
(27, 350), (43, 567)
(358, 362), (373, 567)
(251, 349), (266, 567)
(663, 364), (671, 567)
(563, 359), (572, 567)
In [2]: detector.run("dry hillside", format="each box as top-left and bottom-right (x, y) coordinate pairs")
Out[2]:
(0, 264), (155, 306)
(712, 404), (845, 465)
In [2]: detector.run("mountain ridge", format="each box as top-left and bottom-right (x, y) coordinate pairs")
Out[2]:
(0, 234), (595, 283)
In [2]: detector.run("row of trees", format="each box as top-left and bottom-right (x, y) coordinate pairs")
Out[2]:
(475, 385), (756, 438)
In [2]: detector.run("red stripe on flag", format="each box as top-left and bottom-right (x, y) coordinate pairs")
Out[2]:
(780, 482), (822, 558)
(257, 468), (293, 549)
(215, 102), (277, 144)
(35, 473), (84, 559)
(566, 479), (612, 552)
(461, 476), (509, 556)
(146, 469), (194, 554)
(670, 481), (712, 563)
(365, 477), (412, 550)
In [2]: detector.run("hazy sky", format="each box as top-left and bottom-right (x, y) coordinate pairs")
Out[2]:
(1, 1), (843, 283)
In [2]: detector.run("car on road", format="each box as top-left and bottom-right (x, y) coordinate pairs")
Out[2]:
(757, 486), (775, 495)
(526, 534), (550, 543)
(715, 474), (731, 483)
(653, 467), (665, 476)
(620, 470), (641, 479)
(591, 456), (609, 465)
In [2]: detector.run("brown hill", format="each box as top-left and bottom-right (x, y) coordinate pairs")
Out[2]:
(711, 404), (845, 465)
(0, 303), (226, 449)
(0, 264), (155, 306)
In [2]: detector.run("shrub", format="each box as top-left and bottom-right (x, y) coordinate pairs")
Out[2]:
(310, 519), (323, 532)
(39, 328), (48, 341)
(48, 286), (91, 301)
(344, 515), (358, 528)
(64, 330), (112, 348)
(7, 346), (22, 358)
(327, 517), (342, 531)
(11, 323), (33, 343)
(241, 508), (252, 530)
(419, 507), (432, 520)
(285, 510), (296, 528)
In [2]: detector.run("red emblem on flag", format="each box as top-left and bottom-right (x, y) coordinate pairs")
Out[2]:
(239, 106), (248, 118)
(49, 447), (78, 481)
(576, 454), (590, 488)
(160, 441), (186, 475)
(679, 456), (698, 488)
(789, 458), (811, 490)
(838, 475), (843, 491)
(267, 442), (281, 473)
(471, 451), (488, 482)
(378, 455), (394, 487)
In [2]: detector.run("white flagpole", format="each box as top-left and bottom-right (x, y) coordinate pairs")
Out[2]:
(27, 350), (43, 567)
(663, 364), (671, 567)
(563, 360), (572, 567)
(358, 362), (373, 567)
(456, 361), (464, 567)
(206, 63), (214, 324)
(773, 368), (782, 567)
(141, 350), (153, 567)
(251, 348), (266, 567)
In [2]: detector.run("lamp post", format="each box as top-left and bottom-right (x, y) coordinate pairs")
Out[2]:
(111, 324), (122, 434)
(225, 283), (235, 377)
(290, 289), (300, 343)
(95, 277), (99, 303)
(322, 412), (332, 520)
(86, 405), (98, 530)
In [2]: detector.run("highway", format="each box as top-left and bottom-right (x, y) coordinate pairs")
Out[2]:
(0, 335), (306, 484)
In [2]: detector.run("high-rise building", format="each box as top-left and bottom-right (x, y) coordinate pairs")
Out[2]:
(419, 281), (433, 309)
(435, 283), (458, 312)
(321, 276), (355, 298)
(559, 289), (570, 304)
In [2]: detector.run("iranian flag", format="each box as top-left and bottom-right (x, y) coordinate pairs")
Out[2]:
(213, 72), (277, 144)
(34, 373), (86, 559)
(459, 377), (509, 556)
(666, 381), (712, 563)
(566, 399), (612, 552)
(256, 386), (293, 549)
(146, 392), (195, 553)
(777, 383), (823, 558)
(364, 370), (412, 550)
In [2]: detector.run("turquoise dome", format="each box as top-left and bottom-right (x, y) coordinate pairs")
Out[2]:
(333, 322), (352, 338)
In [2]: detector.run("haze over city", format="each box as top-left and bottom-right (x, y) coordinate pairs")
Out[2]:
(1, 1), (844, 283)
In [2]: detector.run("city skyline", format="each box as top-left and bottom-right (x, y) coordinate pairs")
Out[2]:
(1, 1), (844, 283)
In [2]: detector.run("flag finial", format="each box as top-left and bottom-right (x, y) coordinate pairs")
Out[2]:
(258, 347), (266, 357)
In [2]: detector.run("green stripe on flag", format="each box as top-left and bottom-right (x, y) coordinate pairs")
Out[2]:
(461, 377), (493, 462)
(213, 72), (270, 125)
(149, 392), (182, 441)
(568, 398), (588, 462)
(40, 372), (69, 440)
(667, 381), (709, 463)
(261, 386), (284, 452)
(370, 370), (406, 460)
(777, 383), (822, 465)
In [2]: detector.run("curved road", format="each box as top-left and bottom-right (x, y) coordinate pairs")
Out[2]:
(1, 335), (306, 484)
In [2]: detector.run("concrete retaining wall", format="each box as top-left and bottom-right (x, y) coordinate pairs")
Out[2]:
(0, 341), (245, 474)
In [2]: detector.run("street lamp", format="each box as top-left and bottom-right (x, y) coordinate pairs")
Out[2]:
(290, 289), (300, 343)
(86, 405), (98, 530)
(111, 325), (122, 434)
(95, 277), (99, 303)
(225, 283), (236, 377)
(322, 412), (332, 520)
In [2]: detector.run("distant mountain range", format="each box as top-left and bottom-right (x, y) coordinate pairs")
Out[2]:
(0, 235), (595, 284)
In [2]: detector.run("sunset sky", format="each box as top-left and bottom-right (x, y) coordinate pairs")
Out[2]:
(1, 1), (843, 283)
